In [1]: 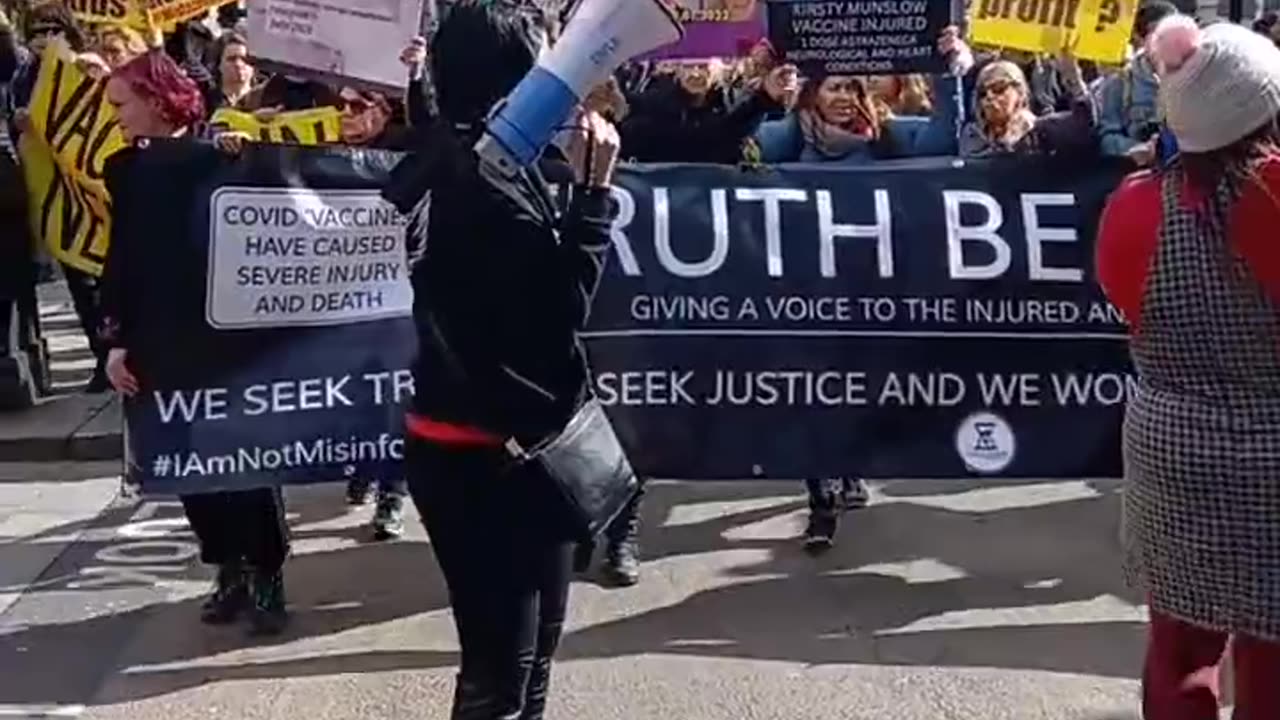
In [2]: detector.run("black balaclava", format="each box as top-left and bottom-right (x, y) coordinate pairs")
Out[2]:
(430, 0), (548, 129)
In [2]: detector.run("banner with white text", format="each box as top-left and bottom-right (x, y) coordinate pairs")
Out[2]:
(109, 141), (415, 494)
(112, 142), (1131, 493)
(597, 159), (1130, 480)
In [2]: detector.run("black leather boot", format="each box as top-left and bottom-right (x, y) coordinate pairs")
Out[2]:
(602, 495), (641, 587)
(518, 657), (553, 720)
(247, 567), (288, 637)
(451, 677), (521, 720)
(372, 490), (405, 541)
(200, 562), (249, 624)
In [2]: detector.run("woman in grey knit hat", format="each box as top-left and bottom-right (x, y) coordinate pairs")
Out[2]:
(1096, 15), (1280, 719)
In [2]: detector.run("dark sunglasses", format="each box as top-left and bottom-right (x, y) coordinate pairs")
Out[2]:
(981, 80), (1018, 97)
(28, 25), (62, 39)
(340, 96), (373, 113)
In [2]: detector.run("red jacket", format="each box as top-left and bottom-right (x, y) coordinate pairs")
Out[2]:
(1096, 158), (1280, 333)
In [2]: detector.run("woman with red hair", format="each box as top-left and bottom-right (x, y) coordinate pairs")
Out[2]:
(100, 49), (291, 638)
(1097, 16), (1280, 717)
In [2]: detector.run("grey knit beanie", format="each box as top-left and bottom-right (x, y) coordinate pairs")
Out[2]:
(1152, 16), (1280, 152)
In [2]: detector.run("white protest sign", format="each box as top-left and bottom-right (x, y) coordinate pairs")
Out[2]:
(246, 0), (425, 88)
(208, 188), (413, 329)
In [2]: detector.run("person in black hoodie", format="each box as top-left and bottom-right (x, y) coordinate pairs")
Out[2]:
(380, 1), (619, 717)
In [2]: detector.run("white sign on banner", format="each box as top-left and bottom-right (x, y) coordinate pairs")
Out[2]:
(208, 187), (413, 329)
(246, 0), (425, 89)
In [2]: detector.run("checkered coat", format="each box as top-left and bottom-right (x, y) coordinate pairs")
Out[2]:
(1122, 170), (1280, 640)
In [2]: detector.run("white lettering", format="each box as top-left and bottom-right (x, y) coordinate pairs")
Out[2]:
(735, 188), (808, 277)
(944, 190), (1011, 280)
(1021, 193), (1083, 282)
(817, 189), (893, 278)
(655, 187), (731, 277)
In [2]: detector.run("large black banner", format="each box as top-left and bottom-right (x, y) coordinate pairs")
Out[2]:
(114, 141), (1130, 494)
(599, 159), (1129, 480)
(114, 141), (416, 495)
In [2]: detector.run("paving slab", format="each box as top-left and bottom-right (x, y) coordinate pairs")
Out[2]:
(0, 395), (123, 463)
(0, 465), (122, 618)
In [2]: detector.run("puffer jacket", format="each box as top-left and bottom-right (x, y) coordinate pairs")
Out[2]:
(383, 121), (617, 444)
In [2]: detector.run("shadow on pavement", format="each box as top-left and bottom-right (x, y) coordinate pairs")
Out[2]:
(0, 479), (1146, 707)
(558, 481), (1144, 679)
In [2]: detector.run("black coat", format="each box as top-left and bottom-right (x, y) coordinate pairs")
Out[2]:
(0, 146), (31, 302)
(619, 78), (781, 164)
(384, 123), (617, 443)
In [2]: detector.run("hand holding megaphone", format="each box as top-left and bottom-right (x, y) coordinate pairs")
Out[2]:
(561, 109), (621, 188)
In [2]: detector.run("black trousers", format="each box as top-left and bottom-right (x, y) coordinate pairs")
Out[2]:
(61, 265), (105, 370)
(0, 261), (37, 354)
(180, 488), (289, 572)
(407, 438), (574, 720)
(805, 477), (866, 516)
(605, 477), (644, 543)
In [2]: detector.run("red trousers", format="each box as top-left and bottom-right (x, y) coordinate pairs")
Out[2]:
(1144, 610), (1280, 720)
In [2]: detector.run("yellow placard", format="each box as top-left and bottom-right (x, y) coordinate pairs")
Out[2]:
(969, 0), (1139, 64)
(209, 107), (343, 146)
(145, 0), (225, 30)
(19, 43), (127, 277)
(60, 0), (148, 28)
(58, 0), (221, 31)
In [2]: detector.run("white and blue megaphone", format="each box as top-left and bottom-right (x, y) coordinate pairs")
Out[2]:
(474, 0), (683, 177)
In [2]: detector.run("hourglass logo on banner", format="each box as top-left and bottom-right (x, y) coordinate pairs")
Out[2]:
(955, 411), (1016, 474)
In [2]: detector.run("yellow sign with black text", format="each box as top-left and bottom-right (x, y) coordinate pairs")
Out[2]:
(61, 0), (146, 27)
(60, 0), (223, 30)
(209, 107), (343, 146)
(18, 45), (127, 277)
(969, 0), (1139, 64)
(146, 0), (225, 30)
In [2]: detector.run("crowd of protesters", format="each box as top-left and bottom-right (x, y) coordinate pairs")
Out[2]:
(1, 0), (1279, 717)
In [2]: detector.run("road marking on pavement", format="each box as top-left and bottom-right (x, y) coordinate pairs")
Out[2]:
(880, 479), (1113, 512)
(67, 501), (198, 590)
(0, 705), (85, 717)
(874, 595), (1146, 635)
(829, 559), (970, 583)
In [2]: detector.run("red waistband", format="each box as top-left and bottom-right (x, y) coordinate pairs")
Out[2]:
(405, 412), (504, 447)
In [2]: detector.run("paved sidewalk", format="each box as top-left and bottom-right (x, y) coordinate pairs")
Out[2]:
(0, 394), (122, 462)
(0, 462), (121, 617)
(0, 281), (124, 463)
(0, 475), (1179, 720)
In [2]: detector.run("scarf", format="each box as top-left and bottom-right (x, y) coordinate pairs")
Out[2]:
(797, 109), (874, 160)
(978, 108), (1039, 153)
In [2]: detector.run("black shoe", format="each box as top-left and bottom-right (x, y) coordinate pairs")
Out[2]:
(200, 563), (249, 625)
(247, 569), (288, 637)
(840, 478), (870, 512)
(803, 513), (838, 556)
(346, 478), (373, 506)
(602, 538), (640, 587)
(372, 493), (405, 541)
